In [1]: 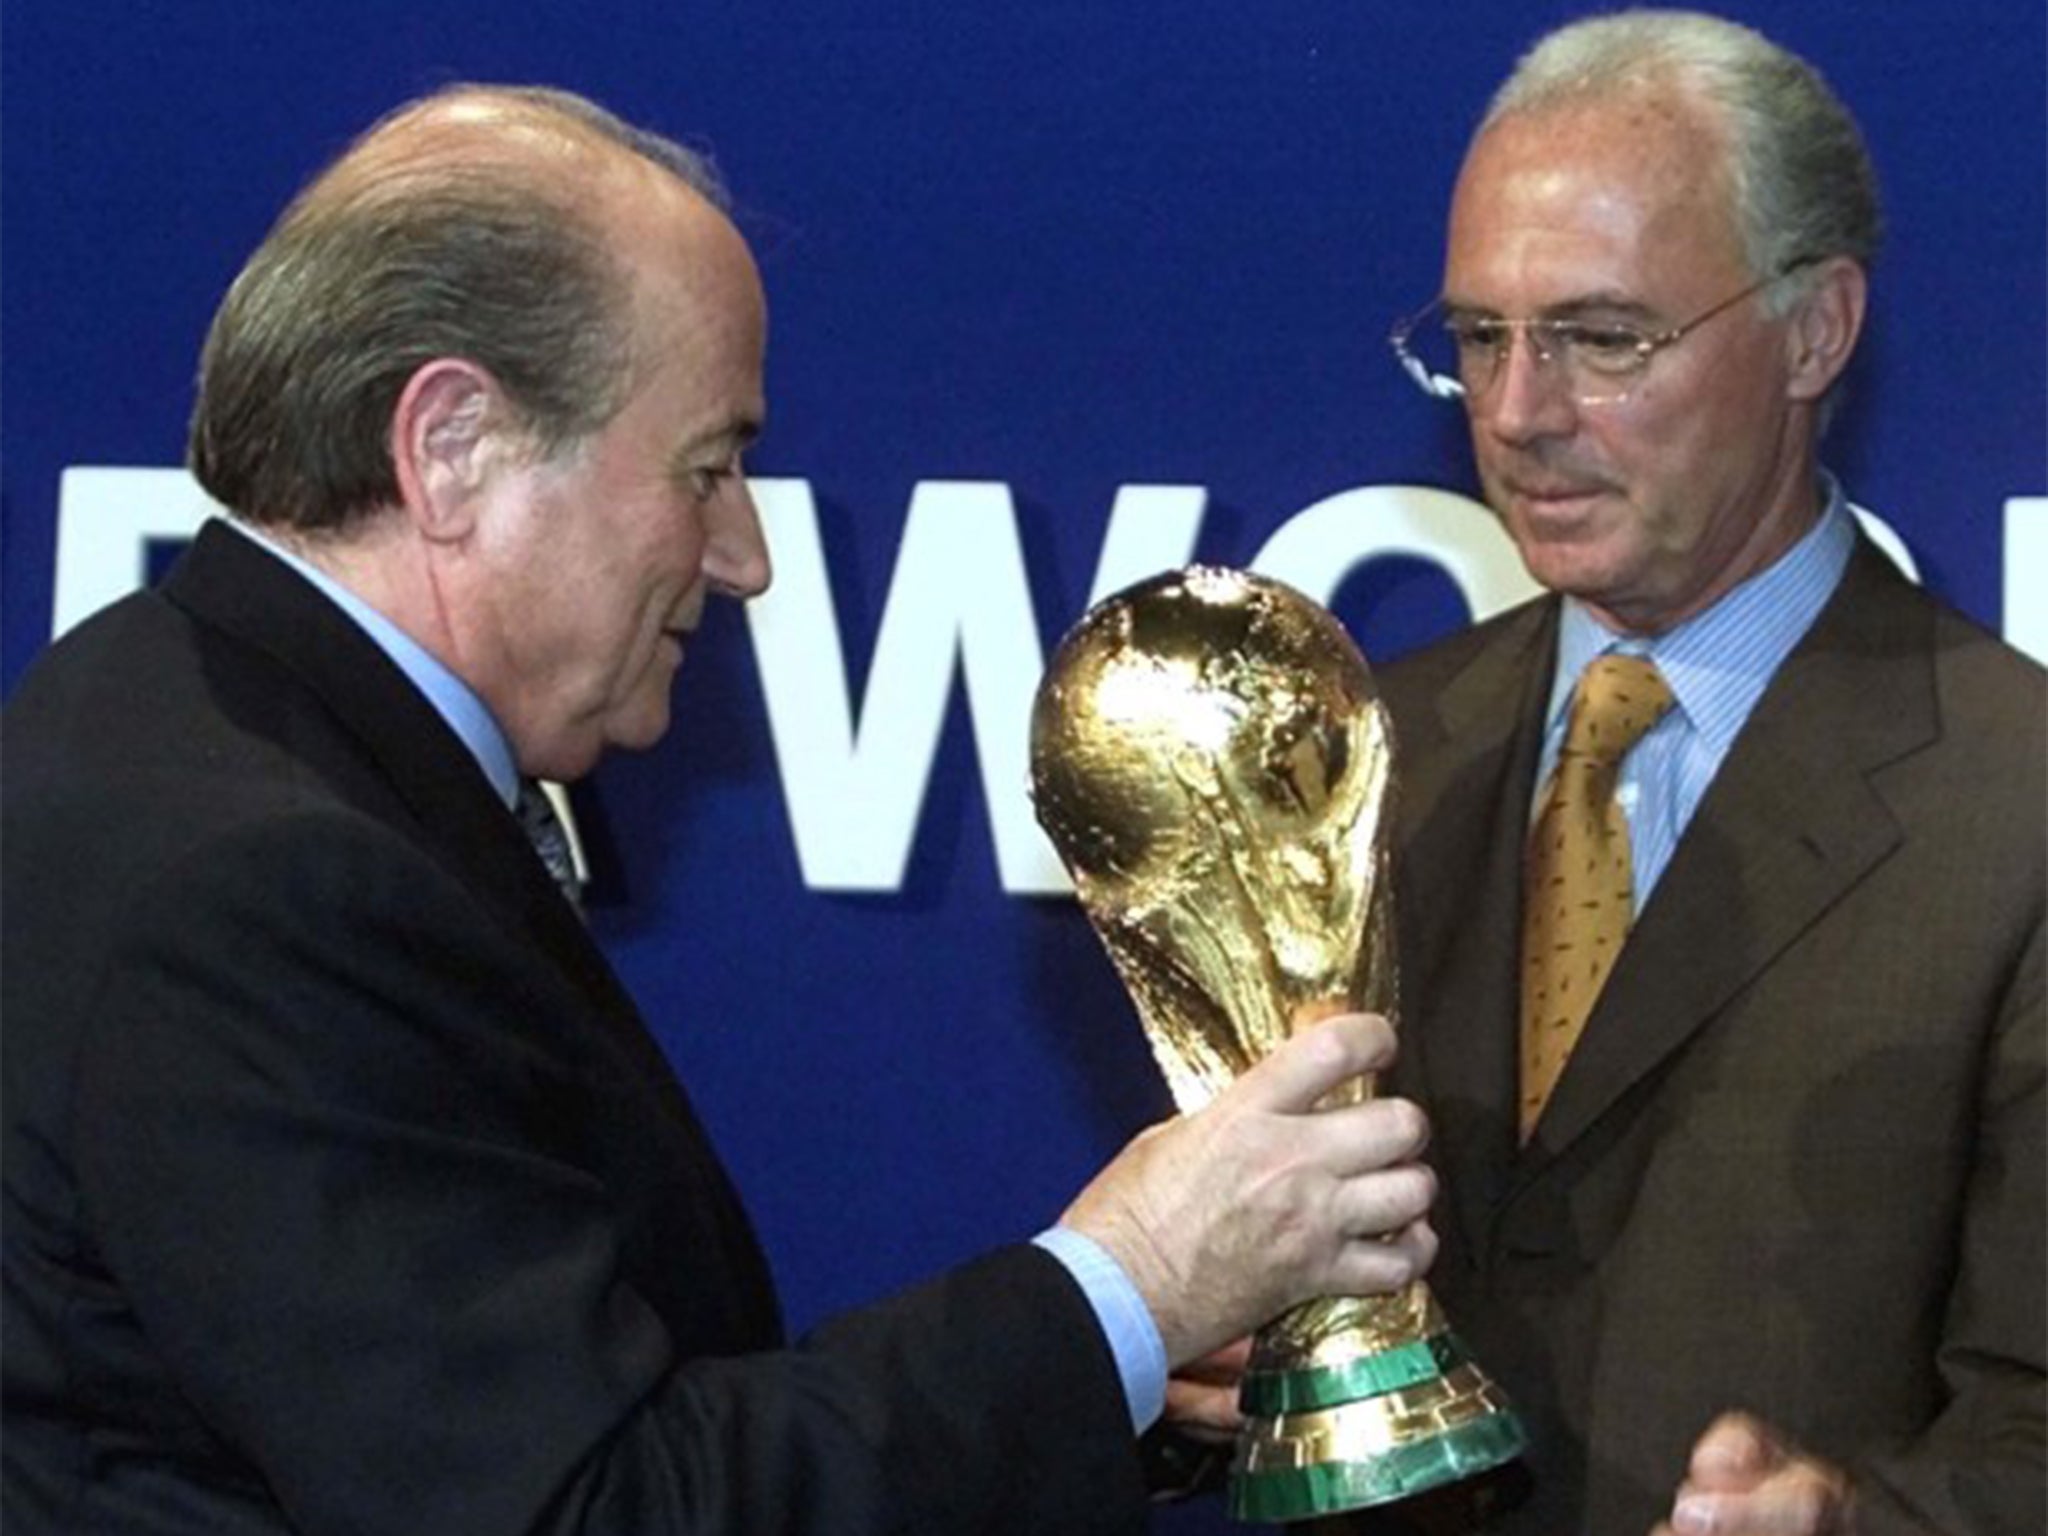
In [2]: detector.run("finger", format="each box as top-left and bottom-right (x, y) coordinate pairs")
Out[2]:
(1163, 1376), (1245, 1442)
(1672, 1474), (1839, 1536)
(1176, 1336), (1253, 1386)
(1671, 1422), (1846, 1536)
(1230, 1014), (1396, 1115)
(1309, 1095), (1432, 1174)
(1326, 1214), (1438, 1296)
(1329, 1158), (1438, 1241)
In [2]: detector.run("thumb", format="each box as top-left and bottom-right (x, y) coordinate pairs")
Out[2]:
(1687, 1412), (1779, 1491)
(1228, 1013), (1397, 1114)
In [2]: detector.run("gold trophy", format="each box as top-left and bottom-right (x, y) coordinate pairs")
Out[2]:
(1029, 566), (1524, 1522)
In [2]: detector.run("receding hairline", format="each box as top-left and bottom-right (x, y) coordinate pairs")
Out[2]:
(302, 85), (729, 232)
(1477, 69), (1738, 189)
(1479, 44), (1732, 156)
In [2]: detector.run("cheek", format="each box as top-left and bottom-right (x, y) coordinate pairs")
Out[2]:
(1605, 416), (1718, 539)
(600, 629), (680, 729)
(629, 487), (712, 579)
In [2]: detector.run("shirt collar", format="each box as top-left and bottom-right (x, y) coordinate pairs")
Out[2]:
(223, 518), (522, 807)
(1547, 472), (1858, 752)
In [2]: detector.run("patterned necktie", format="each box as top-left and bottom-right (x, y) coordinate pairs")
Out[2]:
(516, 779), (585, 913)
(1519, 655), (1674, 1142)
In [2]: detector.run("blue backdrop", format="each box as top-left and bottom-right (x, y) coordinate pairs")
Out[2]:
(5, 4), (2042, 1528)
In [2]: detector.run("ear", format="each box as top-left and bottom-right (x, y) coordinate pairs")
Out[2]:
(388, 359), (516, 542)
(1784, 257), (1867, 404)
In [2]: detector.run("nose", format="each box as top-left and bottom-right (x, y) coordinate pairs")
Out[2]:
(1474, 329), (1579, 444)
(704, 474), (773, 600)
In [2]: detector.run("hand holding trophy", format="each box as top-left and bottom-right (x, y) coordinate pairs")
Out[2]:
(1030, 566), (1524, 1522)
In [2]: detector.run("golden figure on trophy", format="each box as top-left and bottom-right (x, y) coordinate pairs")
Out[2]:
(1029, 566), (1524, 1522)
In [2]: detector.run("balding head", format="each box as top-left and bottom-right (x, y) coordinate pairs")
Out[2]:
(189, 85), (731, 535)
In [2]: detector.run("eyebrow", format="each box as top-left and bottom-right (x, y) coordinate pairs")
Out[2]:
(1444, 291), (1664, 323)
(673, 415), (764, 469)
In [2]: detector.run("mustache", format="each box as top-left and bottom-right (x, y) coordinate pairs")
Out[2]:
(1488, 451), (1620, 500)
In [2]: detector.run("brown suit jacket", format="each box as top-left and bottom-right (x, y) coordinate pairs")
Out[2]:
(1369, 539), (2045, 1534)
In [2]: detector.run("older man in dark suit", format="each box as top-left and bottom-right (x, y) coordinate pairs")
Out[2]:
(1, 85), (1444, 1534)
(1370, 12), (2044, 1536)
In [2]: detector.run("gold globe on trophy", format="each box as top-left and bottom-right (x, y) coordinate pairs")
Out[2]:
(1028, 566), (1524, 1522)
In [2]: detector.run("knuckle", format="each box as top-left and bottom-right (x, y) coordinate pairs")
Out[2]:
(1411, 1222), (1441, 1271)
(1305, 1015), (1362, 1074)
(1336, 1012), (1390, 1067)
(1386, 1097), (1431, 1151)
(1406, 1162), (1440, 1210)
(1366, 1169), (1435, 1231)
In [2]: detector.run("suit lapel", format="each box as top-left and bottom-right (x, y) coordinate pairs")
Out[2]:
(160, 522), (783, 1345)
(160, 523), (652, 1064)
(1526, 544), (1938, 1158)
(1391, 601), (1558, 1258)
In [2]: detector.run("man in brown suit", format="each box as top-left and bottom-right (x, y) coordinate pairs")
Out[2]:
(1370, 12), (2044, 1534)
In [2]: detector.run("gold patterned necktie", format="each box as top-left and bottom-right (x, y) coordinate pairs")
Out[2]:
(1519, 654), (1674, 1142)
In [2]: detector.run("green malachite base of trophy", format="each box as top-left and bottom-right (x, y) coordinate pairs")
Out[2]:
(1227, 1289), (1526, 1521)
(1028, 566), (1528, 1523)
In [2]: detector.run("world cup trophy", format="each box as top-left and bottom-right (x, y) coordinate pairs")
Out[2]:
(1028, 566), (1524, 1522)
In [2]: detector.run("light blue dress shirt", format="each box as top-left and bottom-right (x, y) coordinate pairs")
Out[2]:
(1534, 476), (1859, 909)
(225, 517), (1170, 1431)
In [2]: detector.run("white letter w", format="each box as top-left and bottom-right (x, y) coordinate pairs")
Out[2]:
(745, 478), (1203, 894)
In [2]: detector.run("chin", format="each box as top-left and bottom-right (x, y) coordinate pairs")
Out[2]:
(530, 740), (607, 784)
(1515, 535), (1636, 601)
(605, 705), (675, 757)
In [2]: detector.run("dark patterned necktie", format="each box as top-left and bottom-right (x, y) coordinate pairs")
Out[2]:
(1519, 655), (1674, 1142)
(516, 779), (585, 913)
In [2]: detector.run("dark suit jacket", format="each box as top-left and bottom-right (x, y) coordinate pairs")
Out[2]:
(1368, 540), (2045, 1535)
(2, 522), (1146, 1534)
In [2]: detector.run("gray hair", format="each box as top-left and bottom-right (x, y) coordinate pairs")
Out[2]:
(189, 84), (728, 534)
(1484, 9), (1881, 309)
